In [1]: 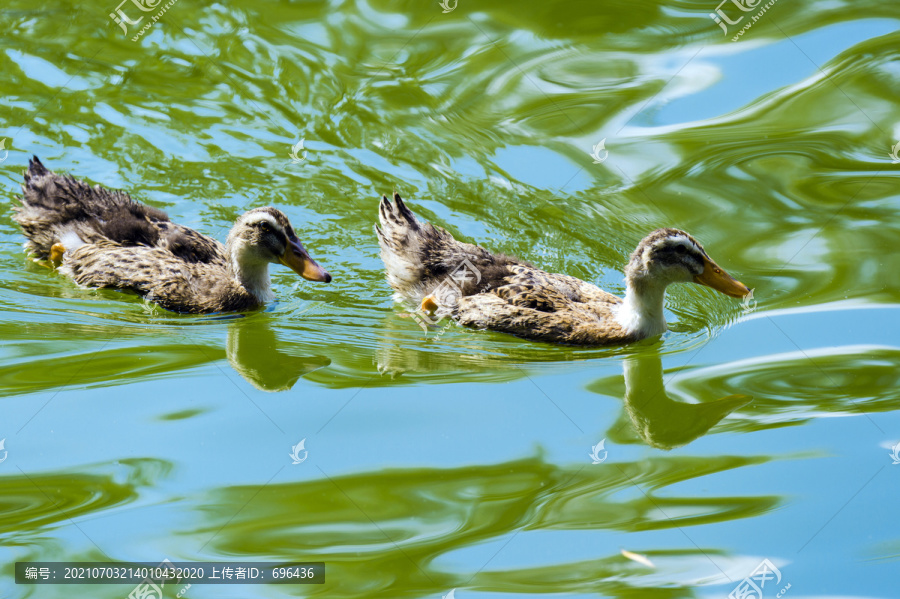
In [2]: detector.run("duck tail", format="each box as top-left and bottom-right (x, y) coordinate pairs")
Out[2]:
(13, 156), (169, 259)
(375, 192), (517, 309)
(13, 156), (67, 257)
(375, 192), (421, 245)
(374, 192), (431, 299)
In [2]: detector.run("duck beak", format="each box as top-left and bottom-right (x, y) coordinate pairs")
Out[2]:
(280, 238), (332, 283)
(693, 256), (749, 299)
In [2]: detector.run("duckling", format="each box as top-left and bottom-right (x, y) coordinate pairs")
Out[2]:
(375, 193), (749, 346)
(13, 156), (331, 313)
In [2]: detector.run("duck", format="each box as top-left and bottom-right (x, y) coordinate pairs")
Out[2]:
(375, 193), (749, 346)
(13, 156), (332, 313)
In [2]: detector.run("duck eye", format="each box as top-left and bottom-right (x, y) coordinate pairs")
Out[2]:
(675, 245), (686, 254)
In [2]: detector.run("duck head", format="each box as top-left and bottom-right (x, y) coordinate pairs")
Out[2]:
(226, 207), (331, 302)
(616, 228), (749, 337)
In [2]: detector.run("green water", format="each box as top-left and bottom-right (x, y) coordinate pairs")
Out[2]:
(1, 0), (899, 597)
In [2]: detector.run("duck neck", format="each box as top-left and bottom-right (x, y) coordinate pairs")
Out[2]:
(615, 275), (669, 338)
(227, 249), (274, 304)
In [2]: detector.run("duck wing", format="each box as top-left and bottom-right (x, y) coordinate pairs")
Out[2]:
(455, 266), (632, 345)
(60, 240), (251, 313)
(492, 265), (623, 306)
(14, 156), (223, 264)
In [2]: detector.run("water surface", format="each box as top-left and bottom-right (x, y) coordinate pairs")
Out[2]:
(1, 0), (899, 597)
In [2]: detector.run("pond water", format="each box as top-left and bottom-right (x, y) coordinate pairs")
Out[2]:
(1, 0), (899, 597)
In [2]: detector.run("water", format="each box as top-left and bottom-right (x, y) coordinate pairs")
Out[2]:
(1, 1), (899, 597)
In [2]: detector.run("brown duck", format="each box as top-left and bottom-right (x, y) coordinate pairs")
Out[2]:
(13, 157), (331, 313)
(375, 193), (749, 345)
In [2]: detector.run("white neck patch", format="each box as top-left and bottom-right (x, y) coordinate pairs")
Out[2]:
(614, 278), (668, 338)
(230, 245), (274, 303)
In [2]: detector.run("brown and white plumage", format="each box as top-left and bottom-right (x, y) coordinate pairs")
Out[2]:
(375, 193), (749, 346)
(13, 156), (331, 313)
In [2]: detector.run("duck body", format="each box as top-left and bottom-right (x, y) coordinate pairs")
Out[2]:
(375, 193), (748, 346)
(13, 157), (331, 313)
(61, 241), (259, 314)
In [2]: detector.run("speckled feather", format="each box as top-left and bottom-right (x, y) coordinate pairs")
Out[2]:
(14, 157), (221, 264)
(13, 157), (290, 313)
(57, 240), (259, 313)
(375, 193), (639, 345)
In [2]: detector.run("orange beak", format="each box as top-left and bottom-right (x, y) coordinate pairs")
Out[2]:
(693, 256), (749, 299)
(279, 238), (332, 283)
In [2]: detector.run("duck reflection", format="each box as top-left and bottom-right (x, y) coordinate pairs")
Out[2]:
(226, 314), (330, 391)
(616, 351), (751, 450)
(373, 313), (597, 379)
(373, 315), (748, 446)
(373, 313), (511, 379)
